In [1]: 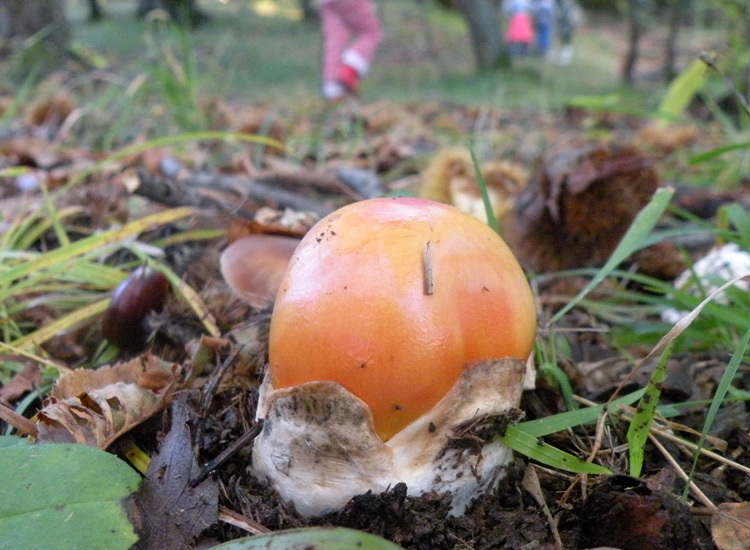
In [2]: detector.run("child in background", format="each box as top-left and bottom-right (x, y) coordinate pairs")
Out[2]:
(317, 0), (383, 102)
(533, 0), (555, 58)
(503, 0), (534, 59)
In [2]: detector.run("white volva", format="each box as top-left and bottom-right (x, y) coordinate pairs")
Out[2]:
(251, 357), (526, 517)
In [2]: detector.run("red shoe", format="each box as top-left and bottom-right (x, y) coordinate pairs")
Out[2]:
(339, 64), (360, 94)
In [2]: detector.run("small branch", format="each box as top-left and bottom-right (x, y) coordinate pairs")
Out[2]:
(218, 504), (270, 535)
(131, 168), (333, 218)
(648, 433), (717, 512)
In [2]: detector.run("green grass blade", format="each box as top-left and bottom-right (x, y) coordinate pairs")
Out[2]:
(689, 142), (750, 164)
(469, 148), (500, 235)
(514, 389), (644, 438)
(8, 298), (111, 352)
(548, 186), (674, 325)
(657, 59), (708, 122)
(682, 327), (750, 501)
(502, 425), (612, 475)
(627, 340), (673, 477)
(0, 207), (194, 289)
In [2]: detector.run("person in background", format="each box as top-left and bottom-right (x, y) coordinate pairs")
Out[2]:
(317, 0), (383, 103)
(503, 0), (534, 59)
(532, 0), (555, 58)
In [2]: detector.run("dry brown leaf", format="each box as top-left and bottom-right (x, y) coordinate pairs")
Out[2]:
(34, 354), (189, 449)
(129, 395), (219, 550)
(0, 360), (41, 403)
(510, 143), (672, 275)
(712, 502), (750, 550)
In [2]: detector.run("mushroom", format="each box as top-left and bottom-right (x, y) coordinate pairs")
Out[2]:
(251, 197), (537, 517)
(220, 234), (301, 309)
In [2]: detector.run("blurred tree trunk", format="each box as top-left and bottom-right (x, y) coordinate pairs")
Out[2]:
(454, 0), (505, 70)
(622, 0), (646, 84)
(0, 0), (71, 78)
(137, 0), (209, 27)
(662, 0), (682, 81)
(300, 0), (318, 21)
(88, 0), (104, 21)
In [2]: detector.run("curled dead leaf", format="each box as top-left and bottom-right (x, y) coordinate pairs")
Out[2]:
(34, 354), (189, 449)
(712, 502), (750, 550)
(510, 143), (676, 275)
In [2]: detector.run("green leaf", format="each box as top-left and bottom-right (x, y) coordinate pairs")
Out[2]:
(0, 440), (141, 550)
(689, 141), (750, 164)
(549, 187), (674, 325)
(657, 59), (708, 121)
(627, 341), (673, 477)
(208, 527), (406, 550)
(515, 389), (645, 438)
(469, 148), (501, 235)
(502, 425), (612, 476)
(0, 435), (29, 449)
(683, 328), (750, 501)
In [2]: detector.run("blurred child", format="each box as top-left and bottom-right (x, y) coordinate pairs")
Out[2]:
(317, 0), (383, 102)
(533, 0), (555, 57)
(503, 0), (534, 59)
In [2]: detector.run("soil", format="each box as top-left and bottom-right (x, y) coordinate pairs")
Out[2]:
(3, 91), (750, 550)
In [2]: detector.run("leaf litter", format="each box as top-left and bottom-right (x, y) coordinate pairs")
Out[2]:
(2, 95), (750, 550)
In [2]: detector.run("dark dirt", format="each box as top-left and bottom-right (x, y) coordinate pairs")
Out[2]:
(4, 90), (750, 550)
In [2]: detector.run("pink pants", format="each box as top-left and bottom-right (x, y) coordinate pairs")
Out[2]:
(320, 0), (383, 97)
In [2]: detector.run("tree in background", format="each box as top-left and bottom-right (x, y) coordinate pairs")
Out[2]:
(454, 0), (507, 70)
(0, 0), (72, 79)
(721, 0), (750, 105)
(85, 0), (208, 27)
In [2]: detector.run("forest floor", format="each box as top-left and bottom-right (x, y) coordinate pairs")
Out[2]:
(1, 4), (749, 550)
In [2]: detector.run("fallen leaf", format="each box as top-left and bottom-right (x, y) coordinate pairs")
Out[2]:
(0, 361), (41, 403)
(712, 502), (750, 550)
(209, 526), (407, 550)
(129, 395), (218, 550)
(34, 354), (189, 449)
(0, 435), (140, 550)
(510, 143), (673, 275)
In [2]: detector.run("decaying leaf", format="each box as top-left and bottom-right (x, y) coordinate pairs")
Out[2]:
(712, 502), (750, 550)
(420, 147), (529, 225)
(129, 396), (219, 550)
(510, 143), (679, 275)
(0, 361), (41, 403)
(34, 354), (189, 449)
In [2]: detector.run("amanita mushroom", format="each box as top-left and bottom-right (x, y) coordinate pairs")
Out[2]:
(251, 197), (536, 517)
(220, 234), (301, 309)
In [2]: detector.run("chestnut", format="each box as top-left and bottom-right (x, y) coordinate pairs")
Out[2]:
(102, 265), (170, 352)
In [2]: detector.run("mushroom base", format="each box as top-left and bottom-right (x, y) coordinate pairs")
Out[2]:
(251, 357), (526, 517)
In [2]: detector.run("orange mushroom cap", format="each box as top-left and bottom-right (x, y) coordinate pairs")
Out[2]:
(268, 197), (536, 441)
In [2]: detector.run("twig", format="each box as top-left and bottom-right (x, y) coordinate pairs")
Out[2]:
(132, 168), (333, 218)
(0, 402), (38, 437)
(522, 465), (564, 550)
(190, 420), (263, 487)
(218, 504), (270, 535)
(651, 425), (750, 477)
(647, 433), (717, 511)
